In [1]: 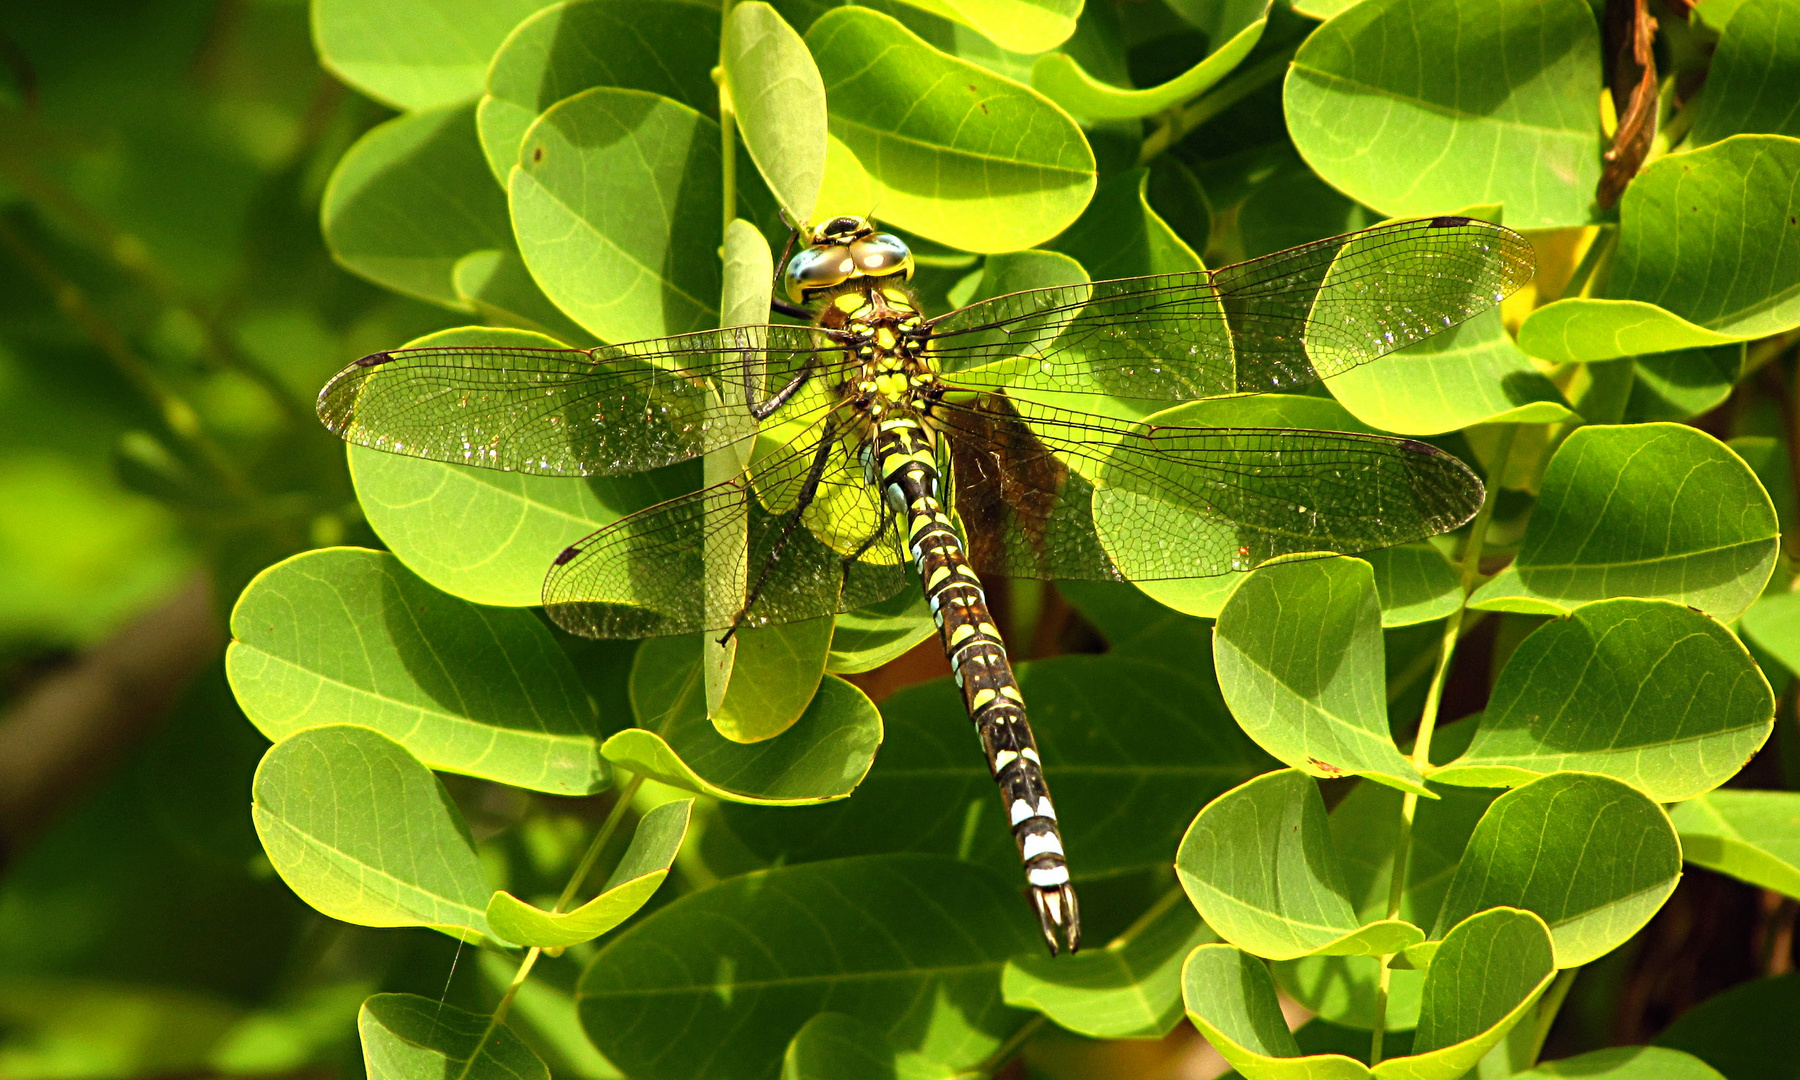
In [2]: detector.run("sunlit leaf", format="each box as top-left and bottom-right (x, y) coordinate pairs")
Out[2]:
(360, 993), (547, 1080)
(1668, 790), (1800, 901)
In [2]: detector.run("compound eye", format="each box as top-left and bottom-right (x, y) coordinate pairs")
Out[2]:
(849, 234), (914, 279)
(783, 244), (855, 302)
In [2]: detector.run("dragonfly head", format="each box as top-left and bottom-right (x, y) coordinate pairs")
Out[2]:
(784, 215), (914, 304)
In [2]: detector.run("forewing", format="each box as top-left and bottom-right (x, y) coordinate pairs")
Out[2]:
(543, 417), (908, 638)
(316, 325), (847, 476)
(935, 399), (1484, 582)
(926, 217), (1534, 401)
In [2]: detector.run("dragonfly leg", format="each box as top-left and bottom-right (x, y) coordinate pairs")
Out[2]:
(749, 363), (817, 421)
(769, 297), (812, 320)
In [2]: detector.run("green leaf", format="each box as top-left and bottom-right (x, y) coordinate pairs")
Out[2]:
(1003, 894), (1217, 1040)
(349, 327), (690, 608)
(360, 993), (547, 1080)
(1743, 590), (1800, 676)
(1176, 769), (1425, 961)
(1624, 346), (1745, 423)
(251, 726), (493, 938)
(1668, 790), (1800, 900)
(1365, 545), (1461, 628)
(1030, 15), (1264, 122)
(1275, 775), (1499, 1030)
(1516, 299), (1746, 363)
(512, 88), (721, 343)
(1432, 599), (1774, 801)
(1515, 1046), (1726, 1079)
(479, 0), (720, 183)
(722, 654), (1273, 880)
(227, 548), (606, 795)
(322, 103), (511, 309)
(488, 799), (694, 948)
(1655, 973), (1800, 1080)
(1607, 136), (1800, 341)
(312, 0), (547, 111)
(604, 671), (882, 804)
(1468, 424), (1780, 622)
(1433, 772), (1681, 967)
(1689, 0), (1800, 146)
(828, 588), (937, 674)
(1048, 166), (1203, 279)
(1183, 908), (1554, 1079)
(1214, 557), (1430, 794)
(453, 249), (597, 345)
(725, 3), (829, 222)
(889, 0), (1082, 54)
(1326, 307), (1575, 435)
(1285, 0), (1602, 228)
(782, 1012), (945, 1080)
(806, 7), (1096, 252)
(576, 854), (1036, 1080)
(632, 622), (834, 745)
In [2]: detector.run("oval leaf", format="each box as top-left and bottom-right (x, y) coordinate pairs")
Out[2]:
(806, 7), (1096, 252)
(360, 993), (547, 1080)
(1176, 769), (1425, 961)
(228, 548), (605, 795)
(313, 0), (547, 111)
(725, 3), (829, 222)
(632, 623), (834, 745)
(1517, 1047), (1726, 1079)
(1668, 789), (1800, 901)
(252, 726), (493, 938)
(488, 799), (694, 948)
(1285, 0), (1603, 228)
(1468, 424), (1779, 621)
(479, 0), (720, 182)
(604, 672), (882, 804)
(512, 88), (721, 342)
(1518, 298), (1748, 363)
(1030, 15), (1265, 122)
(322, 103), (511, 309)
(1434, 599), (1774, 801)
(1214, 556), (1430, 794)
(1433, 772), (1682, 967)
(576, 854), (1036, 1080)
(1689, 0), (1800, 146)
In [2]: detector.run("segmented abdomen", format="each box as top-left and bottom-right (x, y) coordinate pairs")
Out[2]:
(872, 419), (1078, 951)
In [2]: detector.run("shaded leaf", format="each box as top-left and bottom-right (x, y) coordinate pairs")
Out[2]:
(1366, 544), (1461, 628)
(360, 993), (547, 1080)
(453, 250), (596, 345)
(1515, 1047), (1725, 1079)
(1689, 0), (1800, 146)
(512, 88), (722, 343)
(1176, 769), (1424, 961)
(1668, 790), (1800, 901)
(252, 726), (493, 938)
(322, 103), (510, 309)
(828, 588), (937, 674)
(1433, 772), (1681, 967)
(576, 855), (1036, 1080)
(1654, 973), (1800, 1080)
(227, 548), (606, 795)
(1003, 894), (1216, 1040)
(1048, 166), (1203, 279)
(1433, 599), (1773, 801)
(1468, 424), (1779, 622)
(1214, 557), (1429, 794)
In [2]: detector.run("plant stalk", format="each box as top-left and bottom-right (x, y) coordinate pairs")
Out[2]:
(1138, 43), (1298, 165)
(716, 0), (737, 243)
(1369, 425), (1518, 1066)
(459, 773), (645, 1077)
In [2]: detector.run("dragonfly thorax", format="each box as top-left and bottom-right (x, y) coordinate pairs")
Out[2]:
(821, 282), (939, 422)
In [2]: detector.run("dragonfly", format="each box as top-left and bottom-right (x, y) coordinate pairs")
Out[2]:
(317, 213), (1535, 955)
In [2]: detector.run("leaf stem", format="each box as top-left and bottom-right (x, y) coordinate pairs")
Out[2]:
(716, 0), (737, 244)
(1138, 43), (1298, 165)
(459, 772), (645, 1077)
(1370, 424), (1517, 1065)
(1526, 967), (1578, 1064)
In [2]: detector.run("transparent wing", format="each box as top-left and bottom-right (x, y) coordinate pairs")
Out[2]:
(926, 217), (1535, 401)
(316, 325), (850, 477)
(933, 397), (1485, 582)
(543, 412), (909, 638)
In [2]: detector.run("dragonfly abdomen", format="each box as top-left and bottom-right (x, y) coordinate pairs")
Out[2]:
(874, 419), (1080, 955)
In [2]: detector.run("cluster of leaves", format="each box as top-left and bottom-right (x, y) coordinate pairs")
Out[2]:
(6, 0), (1800, 1076)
